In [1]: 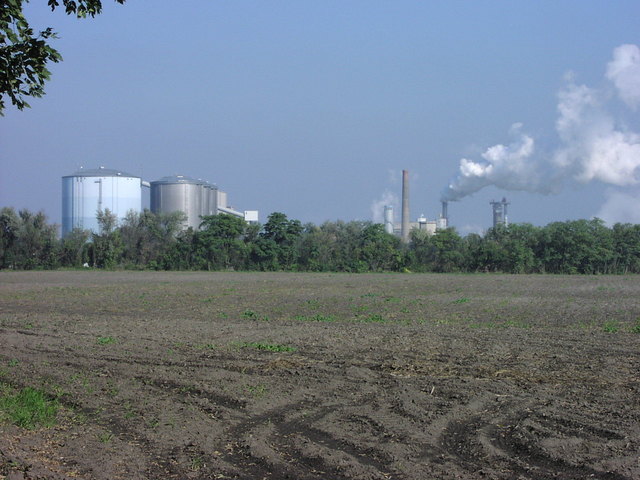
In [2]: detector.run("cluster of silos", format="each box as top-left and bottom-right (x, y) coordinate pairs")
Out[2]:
(62, 167), (142, 236)
(150, 175), (223, 230)
(62, 167), (256, 236)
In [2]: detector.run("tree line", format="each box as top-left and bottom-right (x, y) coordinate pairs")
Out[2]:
(2, 206), (640, 274)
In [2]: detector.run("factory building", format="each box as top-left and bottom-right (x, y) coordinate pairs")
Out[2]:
(62, 167), (142, 236)
(490, 197), (509, 228)
(62, 167), (257, 236)
(383, 170), (449, 239)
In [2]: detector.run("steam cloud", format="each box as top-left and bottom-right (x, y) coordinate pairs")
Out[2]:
(442, 44), (640, 207)
(371, 189), (398, 224)
(606, 44), (640, 110)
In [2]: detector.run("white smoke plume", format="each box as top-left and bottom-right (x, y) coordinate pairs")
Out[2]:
(606, 44), (640, 110)
(371, 189), (398, 224)
(553, 78), (640, 185)
(442, 44), (640, 204)
(441, 124), (551, 201)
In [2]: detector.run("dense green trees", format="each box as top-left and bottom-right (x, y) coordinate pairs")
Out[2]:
(2, 206), (640, 274)
(0, 207), (57, 269)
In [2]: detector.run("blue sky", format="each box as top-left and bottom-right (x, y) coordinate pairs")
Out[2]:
(2, 1), (640, 233)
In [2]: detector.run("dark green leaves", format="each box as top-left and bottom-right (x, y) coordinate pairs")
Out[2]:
(1, 0), (125, 114)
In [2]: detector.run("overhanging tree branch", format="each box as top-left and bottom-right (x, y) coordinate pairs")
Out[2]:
(0, 0), (125, 115)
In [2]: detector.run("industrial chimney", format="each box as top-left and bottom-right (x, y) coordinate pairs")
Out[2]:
(437, 201), (448, 230)
(401, 170), (410, 242)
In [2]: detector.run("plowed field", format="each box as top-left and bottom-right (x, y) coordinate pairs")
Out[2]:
(1, 271), (639, 479)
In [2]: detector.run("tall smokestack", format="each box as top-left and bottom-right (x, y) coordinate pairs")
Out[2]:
(401, 170), (410, 242)
(437, 201), (448, 230)
(502, 197), (509, 227)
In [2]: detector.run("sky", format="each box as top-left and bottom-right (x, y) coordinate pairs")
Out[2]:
(1, 1), (640, 234)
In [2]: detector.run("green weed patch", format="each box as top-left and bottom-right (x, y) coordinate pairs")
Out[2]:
(0, 386), (59, 429)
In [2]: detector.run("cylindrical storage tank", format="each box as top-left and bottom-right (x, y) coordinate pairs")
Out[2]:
(207, 185), (218, 215)
(150, 175), (204, 229)
(62, 166), (141, 236)
(384, 205), (394, 234)
(200, 181), (210, 218)
(217, 190), (228, 210)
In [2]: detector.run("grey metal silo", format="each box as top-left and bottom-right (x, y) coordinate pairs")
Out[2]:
(150, 175), (205, 229)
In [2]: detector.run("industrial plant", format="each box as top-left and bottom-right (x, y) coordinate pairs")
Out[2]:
(384, 170), (450, 239)
(62, 167), (258, 236)
(383, 170), (510, 238)
(61, 166), (510, 238)
(490, 197), (510, 228)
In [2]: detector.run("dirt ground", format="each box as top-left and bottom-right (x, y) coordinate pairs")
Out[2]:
(0, 271), (638, 480)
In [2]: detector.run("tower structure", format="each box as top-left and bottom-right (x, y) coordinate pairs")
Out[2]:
(490, 197), (510, 228)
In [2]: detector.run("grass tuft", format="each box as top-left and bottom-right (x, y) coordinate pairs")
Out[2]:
(0, 386), (59, 429)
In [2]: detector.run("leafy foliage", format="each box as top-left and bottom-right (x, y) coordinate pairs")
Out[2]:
(0, 0), (126, 114)
(3, 206), (640, 274)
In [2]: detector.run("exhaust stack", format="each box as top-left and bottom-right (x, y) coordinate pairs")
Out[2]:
(437, 201), (448, 230)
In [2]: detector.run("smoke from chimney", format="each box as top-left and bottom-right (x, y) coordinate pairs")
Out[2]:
(441, 44), (640, 212)
(371, 189), (399, 224)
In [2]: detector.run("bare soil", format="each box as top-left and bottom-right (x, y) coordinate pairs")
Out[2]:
(0, 271), (639, 480)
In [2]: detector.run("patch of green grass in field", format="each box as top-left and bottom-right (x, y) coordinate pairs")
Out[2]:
(190, 455), (205, 471)
(0, 385), (59, 429)
(630, 320), (640, 334)
(123, 402), (137, 419)
(241, 310), (269, 321)
(246, 383), (268, 398)
(352, 304), (369, 313)
(384, 296), (402, 303)
(96, 336), (116, 345)
(602, 320), (619, 333)
(97, 431), (114, 443)
(502, 319), (532, 329)
(361, 313), (386, 323)
(451, 297), (470, 304)
(235, 341), (297, 352)
(306, 299), (321, 310)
